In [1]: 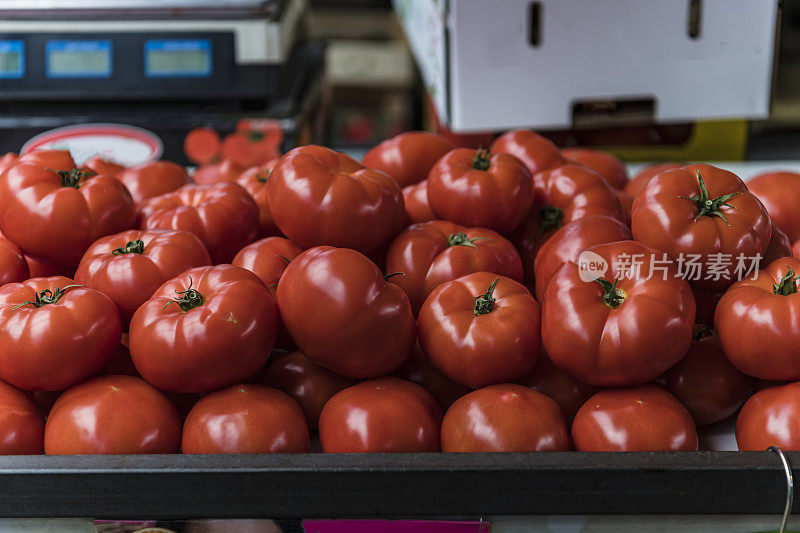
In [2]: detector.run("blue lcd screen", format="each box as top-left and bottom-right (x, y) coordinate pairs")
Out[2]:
(46, 40), (112, 79)
(0, 40), (24, 79)
(144, 39), (212, 78)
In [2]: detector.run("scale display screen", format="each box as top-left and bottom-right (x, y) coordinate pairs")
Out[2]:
(0, 40), (24, 79)
(46, 40), (112, 78)
(144, 39), (212, 78)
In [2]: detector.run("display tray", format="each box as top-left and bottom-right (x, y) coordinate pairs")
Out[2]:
(0, 451), (793, 519)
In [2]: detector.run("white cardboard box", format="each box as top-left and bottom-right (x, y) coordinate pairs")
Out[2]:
(394, 0), (779, 132)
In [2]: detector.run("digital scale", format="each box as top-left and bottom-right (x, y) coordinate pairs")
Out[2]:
(0, 0), (323, 162)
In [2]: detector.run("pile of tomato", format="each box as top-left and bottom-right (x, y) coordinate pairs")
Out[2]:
(0, 128), (799, 456)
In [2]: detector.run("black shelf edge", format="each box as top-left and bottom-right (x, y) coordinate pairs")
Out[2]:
(0, 451), (792, 519)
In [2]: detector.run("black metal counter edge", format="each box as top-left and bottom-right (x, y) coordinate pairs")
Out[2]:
(0, 451), (791, 519)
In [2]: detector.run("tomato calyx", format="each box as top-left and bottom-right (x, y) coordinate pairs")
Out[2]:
(256, 169), (271, 183)
(447, 232), (487, 248)
(693, 323), (716, 340)
(773, 267), (800, 296)
(538, 205), (563, 235)
(471, 147), (492, 171)
(678, 171), (741, 225)
(56, 168), (93, 189)
(595, 278), (626, 309)
(163, 276), (204, 312)
(10, 284), (83, 310)
(473, 277), (500, 316)
(112, 239), (145, 255)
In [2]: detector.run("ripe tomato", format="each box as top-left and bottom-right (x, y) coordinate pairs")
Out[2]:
(236, 160), (279, 238)
(192, 159), (247, 185)
(83, 156), (124, 177)
(16, 149), (74, 171)
(25, 254), (73, 278)
(402, 181), (436, 225)
(427, 148), (533, 233)
(747, 171), (800, 242)
(74, 229), (212, 329)
(0, 278), (120, 391)
(542, 240), (695, 386)
(631, 164), (771, 291)
(362, 131), (455, 187)
(266, 145), (404, 254)
(182, 384), (309, 453)
(441, 384), (569, 452)
(129, 265), (277, 393)
(277, 247), (415, 378)
(0, 152), (17, 176)
(572, 385), (698, 451)
(0, 237), (29, 286)
(231, 236), (303, 296)
(492, 129), (566, 176)
(116, 161), (189, 207)
(533, 164), (624, 225)
(418, 272), (541, 388)
(385, 220), (523, 314)
(762, 223), (792, 266)
(319, 377), (442, 453)
(624, 162), (683, 196)
(533, 215), (631, 302)
(715, 257), (800, 380)
(221, 129), (280, 167)
(262, 351), (357, 430)
(44, 375), (181, 454)
(517, 355), (598, 424)
(138, 182), (258, 264)
(393, 343), (471, 410)
(659, 334), (752, 426)
(0, 379), (44, 454)
(0, 154), (135, 269)
(736, 381), (800, 450)
(561, 148), (628, 189)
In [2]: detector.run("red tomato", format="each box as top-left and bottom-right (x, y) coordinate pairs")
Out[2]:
(236, 161), (280, 238)
(362, 131), (455, 187)
(402, 181), (436, 225)
(221, 130), (280, 167)
(266, 145), (404, 254)
(184, 127), (221, 165)
(231, 236), (303, 296)
(319, 377), (442, 453)
(0, 152), (17, 176)
(0, 379), (44, 454)
(138, 182), (258, 264)
(16, 149), (74, 171)
(659, 334), (752, 426)
(762, 222), (792, 266)
(262, 351), (357, 430)
(192, 159), (247, 185)
(561, 148), (628, 189)
(129, 265), (277, 393)
(533, 164), (624, 224)
(517, 355), (598, 424)
(83, 156), (124, 177)
(624, 162), (683, 196)
(181, 384), (309, 453)
(393, 343), (471, 410)
(492, 129), (566, 176)
(441, 383), (569, 452)
(116, 161), (190, 207)
(385, 220), (523, 314)
(715, 257), (800, 380)
(0, 154), (135, 269)
(277, 247), (415, 378)
(533, 215), (631, 302)
(0, 238), (29, 286)
(736, 381), (800, 450)
(44, 375), (181, 454)
(74, 229), (212, 329)
(542, 241), (695, 386)
(418, 272), (541, 388)
(427, 148), (533, 233)
(572, 385), (698, 451)
(25, 254), (73, 278)
(0, 278), (120, 391)
(631, 164), (771, 291)
(747, 171), (800, 242)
